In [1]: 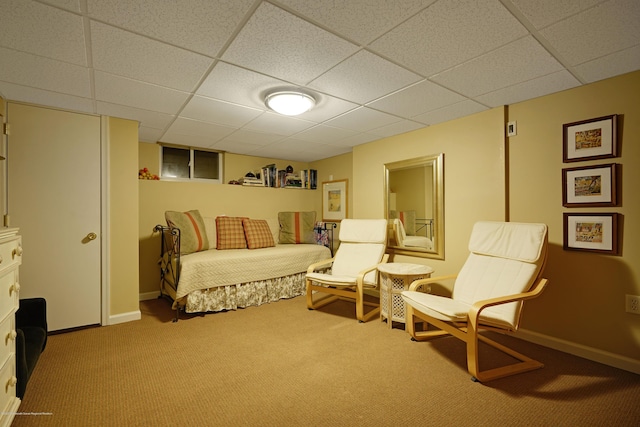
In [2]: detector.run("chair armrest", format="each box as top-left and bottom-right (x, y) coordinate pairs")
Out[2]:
(355, 253), (390, 288)
(307, 257), (335, 274)
(468, 278), (549, 326)
(16, 298), (48, 331)
(408, 274), (458, 291)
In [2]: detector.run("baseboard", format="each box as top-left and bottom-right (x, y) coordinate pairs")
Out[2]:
(108, 310), (141, 325)
(139, 291), (160, 301)
(516, 328), (640, 375)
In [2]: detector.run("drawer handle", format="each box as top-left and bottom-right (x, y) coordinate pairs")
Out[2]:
(6, 376), (17, 390)
(9, 283), (20, 295)
(12, 245), (23, 259)
(6, 330), (17, 343)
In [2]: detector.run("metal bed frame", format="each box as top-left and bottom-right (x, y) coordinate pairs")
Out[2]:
(153, 225), (182, 322)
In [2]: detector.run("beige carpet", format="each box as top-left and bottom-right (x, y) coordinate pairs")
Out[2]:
(12, 296), (640, 426)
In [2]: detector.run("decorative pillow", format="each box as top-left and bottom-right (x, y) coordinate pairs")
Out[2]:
(165, 210), (209, 254)
(215, 216), (247, 250)
(243, 219), (275, 249)
(278, 211), (316, 244)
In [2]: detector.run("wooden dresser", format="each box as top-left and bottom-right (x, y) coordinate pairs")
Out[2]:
(0, 228), (22, 426)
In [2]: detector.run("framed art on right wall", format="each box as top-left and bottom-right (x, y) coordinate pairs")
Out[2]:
(562, 163), (618, 207)
(563, 114), (617, 162)
(563, 213), (619, 255)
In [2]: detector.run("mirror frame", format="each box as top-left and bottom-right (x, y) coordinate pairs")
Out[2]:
(384, 153), (444, 260)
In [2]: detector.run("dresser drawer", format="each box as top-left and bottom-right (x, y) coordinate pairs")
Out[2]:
(0, 315), (14, 369)
(0, 270), (19, 323)
(0, 354), (17, 417)
(0, 236), (21, 275)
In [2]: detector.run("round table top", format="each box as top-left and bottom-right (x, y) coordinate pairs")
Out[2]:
(377, 262), (434, 276)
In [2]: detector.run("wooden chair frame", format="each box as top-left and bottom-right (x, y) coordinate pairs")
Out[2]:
(406, 264), (549, 382)
(306, 254), (389, 322)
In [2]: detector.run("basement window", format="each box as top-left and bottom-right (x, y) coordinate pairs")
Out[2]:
(160, 145), (223, 183)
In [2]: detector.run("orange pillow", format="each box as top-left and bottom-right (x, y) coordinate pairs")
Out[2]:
(165, 210), (209, 254)
(215, 216), (247, 250)
(243, 219), (275, 249)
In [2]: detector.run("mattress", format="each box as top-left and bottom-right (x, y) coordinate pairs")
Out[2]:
(175, 243), (331, 300)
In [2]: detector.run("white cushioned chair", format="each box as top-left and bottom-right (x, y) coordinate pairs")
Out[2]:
(402, 221), (549, 382)
(306, 219), (389, 322)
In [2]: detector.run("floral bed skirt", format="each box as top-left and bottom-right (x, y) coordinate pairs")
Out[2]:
(183, 272), (306, 313)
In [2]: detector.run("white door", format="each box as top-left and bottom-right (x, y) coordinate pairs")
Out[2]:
(7, 102), (102, 331)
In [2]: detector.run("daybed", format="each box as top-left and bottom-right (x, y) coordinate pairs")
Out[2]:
(155, 211), (331, 321)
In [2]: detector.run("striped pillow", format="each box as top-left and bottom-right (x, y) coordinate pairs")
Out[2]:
(165, 210), (209, 254)
(243, 219), (275, 249)
(278, 211), (316, 244)
(215, 216), (248, 250)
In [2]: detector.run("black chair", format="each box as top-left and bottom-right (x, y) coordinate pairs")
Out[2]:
(15, 298), (48, 399)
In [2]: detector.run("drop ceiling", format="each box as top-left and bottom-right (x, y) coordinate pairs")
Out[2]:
(1, 0), (638, 162)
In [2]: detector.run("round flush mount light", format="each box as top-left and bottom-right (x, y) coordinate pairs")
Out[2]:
(265, 91), (316, 116)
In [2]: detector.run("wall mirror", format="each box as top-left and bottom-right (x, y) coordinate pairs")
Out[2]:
(384, 153), (444, 259)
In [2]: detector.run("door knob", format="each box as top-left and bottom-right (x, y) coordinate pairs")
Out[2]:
(87, 232), (97, 241)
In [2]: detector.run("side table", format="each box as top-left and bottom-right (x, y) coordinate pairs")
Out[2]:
(378, 263), (434, 329)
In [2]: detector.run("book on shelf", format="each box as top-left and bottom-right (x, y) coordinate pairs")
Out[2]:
(299, 169), (317, 189)
(261, 164), (277, 187)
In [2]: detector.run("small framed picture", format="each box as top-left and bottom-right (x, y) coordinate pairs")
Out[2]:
(562, 163), (618, 207)
(563, 213), (619, 254)
(322, 179), (348, 221)
(563, 114), (617, 162)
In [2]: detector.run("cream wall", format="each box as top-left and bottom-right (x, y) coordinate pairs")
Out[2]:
(507, 71), (640, 363)
(349, 72), (640, 368)
(108, 117), (140, 319)
(353, 107), (507, 283)
(138, 144), (323, 296)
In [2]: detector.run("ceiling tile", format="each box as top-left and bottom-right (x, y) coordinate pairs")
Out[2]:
(0, 0), (87, 65)
(292, 124), (358, 143)
(96, 102), (175, 130)
(87, 0), (256, 57)
(0, 81), (94, 113)
(475, 70), (581, 107)
(309, 50), (422, 104)
(222, 2), (359, 85)
(40, 0), (82, 13)
(431, 36), (565, 98)
(368, 120), (426, 138)
(325, 107), (402, 132)
(540, 0), (640, 66)
(294, 94), (359, 123)
(162, 117), (236, 148)
(370, 0), (528, 76)
(91, 22), (213, 92)
(278, 0), (436, 44)
(1, 0), (638, 162)
(510, 0), (604, 29)
(0, 47), (91, 97)
(413, 100), (487, 126)
(217, 129), (283, 146)
(139, 127), (165, 143)
(94, 71), (189, 115)
(368, 80), (466, 117)
(243, 112), (315, 136)
(196, 62), (289, 109)
(335, 132), (382, 147)
(576, 45), (640, 83)
(180, 96), (263, 127)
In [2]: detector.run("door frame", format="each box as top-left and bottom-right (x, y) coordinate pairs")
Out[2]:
(100, 116), (110, 326)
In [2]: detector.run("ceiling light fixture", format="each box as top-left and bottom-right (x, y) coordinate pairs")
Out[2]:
(265, 91), (315, 116)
